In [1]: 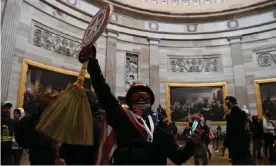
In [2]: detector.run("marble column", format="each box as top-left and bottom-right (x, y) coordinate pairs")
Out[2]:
(1, 0), (23, 101)
(105, 30), (118, 94)
(228, 36), (249, 108)
(148, 38), (160, 111)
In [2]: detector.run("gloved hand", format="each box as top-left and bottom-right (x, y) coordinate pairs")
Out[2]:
(78, 44), (96, 63)
(185, 127), (202, 145)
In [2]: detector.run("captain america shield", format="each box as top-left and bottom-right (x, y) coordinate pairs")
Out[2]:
(82, 4), (113, 47)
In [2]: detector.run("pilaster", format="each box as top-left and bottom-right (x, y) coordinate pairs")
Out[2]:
(228, 36), (249, 108)
(105, 30), (118, 94)
(1, 0), (23, 101)
(148, 38), (160, 111)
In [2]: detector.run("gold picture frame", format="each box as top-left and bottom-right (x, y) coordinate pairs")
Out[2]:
(17, 59), (90, 108)
(254, 78), (276, 118)
(166, 82), (228, 125)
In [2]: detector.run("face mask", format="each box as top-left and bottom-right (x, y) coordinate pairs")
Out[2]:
(132, 103), (150, 116)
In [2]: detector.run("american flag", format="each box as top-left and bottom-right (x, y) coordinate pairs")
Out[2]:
(95, 114), (117, 165)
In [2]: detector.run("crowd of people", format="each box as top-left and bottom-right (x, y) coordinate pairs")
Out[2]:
(1, 44), (276, 165)
(1, 44), (202, 165)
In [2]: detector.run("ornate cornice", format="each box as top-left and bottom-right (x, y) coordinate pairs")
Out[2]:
(90, 0), (276, 23)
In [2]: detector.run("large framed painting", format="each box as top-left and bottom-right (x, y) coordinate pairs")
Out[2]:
(254, 78), (276, 120)
(166, 82), (228, 125)
(17, 59), (91, 114)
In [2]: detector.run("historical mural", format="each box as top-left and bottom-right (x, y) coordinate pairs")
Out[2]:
(18, 59), (90, 114)
(166, 83), (227, 124)
(257, 81), (276, 120)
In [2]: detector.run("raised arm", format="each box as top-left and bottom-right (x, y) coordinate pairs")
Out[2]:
(81, 45), (128, 128)
(154, 122), (200, 165)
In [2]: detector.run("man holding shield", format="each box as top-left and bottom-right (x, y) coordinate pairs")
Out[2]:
(78, 44), (202, 165)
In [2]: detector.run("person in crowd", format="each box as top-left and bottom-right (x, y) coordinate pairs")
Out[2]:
(201, 120), (212, 159)
(59, 90), (105, 165)
(222, 103), (232, 161)
(15, 89), (59, 165)
(262, 110), (275, 163)
(12, 107), (25, 165)
(157, 104), (167, 120)
(184, 115), (208, 165)
(251, 115), (263, 160)
(78, 44), (202, 165)
(223, 96), (255, 165)
(1, 101), (15, 165)
(245, 113), (253, 150)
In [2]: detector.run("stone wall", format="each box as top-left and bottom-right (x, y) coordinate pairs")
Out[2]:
(2, 0), (276, 127)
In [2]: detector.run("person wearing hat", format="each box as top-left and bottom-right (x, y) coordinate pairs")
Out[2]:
(1, 101), (15, 165)
(78, 44), (202, 165)
(15, 88), (59, 165)
(223, 96), (255, 165)
(188, 115), (208, 165)
(262, 110), (275, 163)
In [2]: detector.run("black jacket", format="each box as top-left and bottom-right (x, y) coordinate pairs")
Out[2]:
(201, 125), (210, 144)
(15, 106), (55, 165)
(87, 59), (196, 165)
(252, 119), (264, 139)
(1, 116), (15, 156)
(223, 106), (249, 158)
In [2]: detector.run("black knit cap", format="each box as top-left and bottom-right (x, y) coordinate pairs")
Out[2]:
(126, 82), (155, 108)
(224, 96), (237, 104)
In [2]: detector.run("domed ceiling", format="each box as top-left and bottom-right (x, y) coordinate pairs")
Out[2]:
(90, 0), (276, 22)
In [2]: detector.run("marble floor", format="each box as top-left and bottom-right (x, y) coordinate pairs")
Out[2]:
(21, 151), (271, 165)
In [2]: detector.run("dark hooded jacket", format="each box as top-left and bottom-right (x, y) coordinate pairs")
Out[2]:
(87, 59), (196, 165)
(15, 104), (56, 165)
(59, 90), (104, 165)
(223, 106), (250, 159)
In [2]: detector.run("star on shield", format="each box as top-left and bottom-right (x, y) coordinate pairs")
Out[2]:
(86, 12), (105, 39)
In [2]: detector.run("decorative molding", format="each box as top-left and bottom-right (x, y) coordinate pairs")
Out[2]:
(111, 13), (118, 22)
(149, 22), (159, 31)
(187, 24), (198, 32)
(193, 0), (200, 5)
(161, 0), (168, 5)
(32, 26), (81, 58)
(257, 50), (276, 67)
(125, 53), (139, 91)
(148, 37), (160, 45)
(227, 36), (242, 44)
(171, 0), (178, 5)
(168, 57), (220, 72)
(204, 0), (211, 4)
(66, 0), (78, 6)
(227, 20), (239, 29)
(182, 0), (189, 5)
